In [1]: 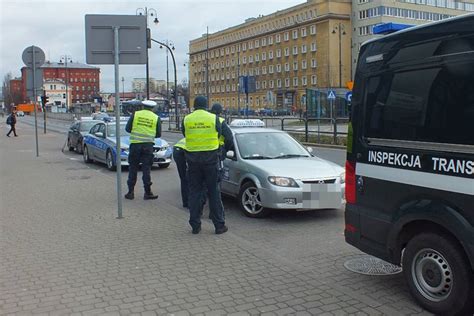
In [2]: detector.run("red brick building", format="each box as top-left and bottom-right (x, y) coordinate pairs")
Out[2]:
(10, 78), (22, 96)
(21, 61), (100, 105)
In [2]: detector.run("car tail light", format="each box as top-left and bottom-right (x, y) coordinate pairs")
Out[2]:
(345, 160), (356, 204)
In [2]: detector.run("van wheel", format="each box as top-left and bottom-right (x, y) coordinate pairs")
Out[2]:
(238, 182), (270, 218)
(402, 232), (474, 315)
(83, 146), (92, 163)
(106, 150), (116, 171)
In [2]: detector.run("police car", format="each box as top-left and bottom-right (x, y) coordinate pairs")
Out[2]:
(345, 14), (474, 315)
(82, 119), (172, 170)
(221, 119), (345, 218)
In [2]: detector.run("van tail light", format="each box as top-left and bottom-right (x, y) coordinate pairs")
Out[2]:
(345, 160), (356, 204)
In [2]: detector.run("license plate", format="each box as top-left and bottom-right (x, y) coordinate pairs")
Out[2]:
(302, 183), (342, 208)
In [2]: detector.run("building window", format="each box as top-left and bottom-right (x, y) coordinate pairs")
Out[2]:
(301, 27), (307, 37)
(292, 30), (298, 39)
(284, 47), (290, 57)
(270, 80), (274, 88)
(249, 41), (253, 49)
(277, 79), (282, 88)
(302, 76), (307, 86)
(276, 49), (282, 58)
(311, 59), (317, 68)
(268, 36), (273, 45)
(311, 42), (317, 52)
(261, 37), (266, 46)
(255, 54), (259, 62)
(276, 64), (282, 73)
(276, 34), (281, 43)
(255, 68), (260, 75)
(249, 55), (254, 63)
(293, 77), (298, 87)
(285, 63), (290, 72)
(255, 40), (259, 48)
(262, 66), (267, 74)
(310, 25), (316, 35)
(311, 75), (317, 85)
(243, 56), (247, 64)
(285, 78), (290, 87)
(284, 32), (289, 41)
(243, 43), (247, 51)
(262, 52), (266, 61)
(302, 60), (307, 69)
(269, 65), (274, 74)
(293, 46), (298, 55)
(293, 61), (298, 71)
(269, 51), (274, 59)
(301, 44), (307, 53)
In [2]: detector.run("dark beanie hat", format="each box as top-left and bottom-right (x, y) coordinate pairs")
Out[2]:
(194, 96), (208, 109)
(210, 103), (223, 115)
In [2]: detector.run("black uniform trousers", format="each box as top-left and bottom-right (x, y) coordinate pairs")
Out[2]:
(187, 161), (225, 230)
(173, 147), (188, 207)
(127, 143), (154, 190)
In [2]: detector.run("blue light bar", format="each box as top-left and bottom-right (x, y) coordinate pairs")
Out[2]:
(373, 23), (413, 35)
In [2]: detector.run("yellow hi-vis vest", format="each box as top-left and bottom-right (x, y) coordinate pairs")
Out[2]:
(184, 110), (219, 152)
(130, 110), (158, 144)
(174, 138), (187, 150)
(218, 117), (225, 146)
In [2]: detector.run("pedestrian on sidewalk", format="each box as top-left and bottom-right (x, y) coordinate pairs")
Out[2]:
(124, 100), (161, 200)
(182, 96), (232, 235)
(6, 111), (18, 137)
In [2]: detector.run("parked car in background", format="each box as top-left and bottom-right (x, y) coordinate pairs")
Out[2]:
(16, 111), (25, 117)
(82, 120), (172, 171)
(67, 119), (102, 153)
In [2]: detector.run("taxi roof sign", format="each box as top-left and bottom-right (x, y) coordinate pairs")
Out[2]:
(230, 119), (265, 128)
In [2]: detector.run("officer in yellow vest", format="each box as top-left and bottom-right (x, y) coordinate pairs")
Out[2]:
(182, 96), (233, 234)
(172, 138), (189, 208)
(124, 100), (161, 200)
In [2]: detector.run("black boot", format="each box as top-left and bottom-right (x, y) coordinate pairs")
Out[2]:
(124, 186), (134, 200)
(144, 187), (158, 200)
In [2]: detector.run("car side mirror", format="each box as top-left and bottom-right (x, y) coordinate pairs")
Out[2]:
(307, 147), (313, 153)
(95, 132), (104, 138)
(226, 150), (236, 160)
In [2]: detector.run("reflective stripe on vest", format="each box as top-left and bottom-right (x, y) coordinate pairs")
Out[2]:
(130, 110), (158, 144)
(218, 117), (225, 146)
(174, 138), (187, 150)
(184, 110), (219, 152)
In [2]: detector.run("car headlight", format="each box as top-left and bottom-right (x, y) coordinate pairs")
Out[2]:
(340, 172), (345, 184)
(268, 176), (299, 187)
(121, 147), (129, 154)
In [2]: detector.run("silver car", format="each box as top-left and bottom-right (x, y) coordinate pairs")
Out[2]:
(221, 120), (345, 218)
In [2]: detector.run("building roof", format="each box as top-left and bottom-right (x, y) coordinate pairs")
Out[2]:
(41, 61), (99, 70)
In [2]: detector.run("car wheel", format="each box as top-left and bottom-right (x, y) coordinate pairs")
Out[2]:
(77, 139), (83, 154)
(106, 150), (116, 171)
(67, 138), (74, 152)
(402, 232), (474, 315)
(83, 146), (93, 163)
(158, 163), (170, 169)
(238, 181), (270, 218)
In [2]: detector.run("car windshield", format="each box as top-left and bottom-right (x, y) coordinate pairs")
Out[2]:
(236, 132), (310, 160)
(80, 121), (99, 132)
(107, 123), (129, 137)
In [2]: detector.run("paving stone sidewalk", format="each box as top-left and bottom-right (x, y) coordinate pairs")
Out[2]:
(0, 122), (430, 316)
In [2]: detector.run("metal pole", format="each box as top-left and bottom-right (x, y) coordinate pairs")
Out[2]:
(114, 27), (123, 219)
(206, 26), (209, 103)
(32, 46), (39, 157)
(166, 40), (169, 105)
(237, 51), (240, 117)
(246, 92), (249, 119)
(65, 56), (69, 109)
(145, 7), (150, 99)
(339, 23), (342, 88)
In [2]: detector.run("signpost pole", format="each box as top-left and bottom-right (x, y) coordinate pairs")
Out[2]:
(114, 26), (123, 219)
(32, 46), (39, 157)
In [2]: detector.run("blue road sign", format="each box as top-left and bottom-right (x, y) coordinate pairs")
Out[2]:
(328, 90), (336, 100)
(345, 91), (352, 102)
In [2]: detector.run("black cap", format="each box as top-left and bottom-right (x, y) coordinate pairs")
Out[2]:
(193, 96), (208, 109)
(210, 103), (223, 115)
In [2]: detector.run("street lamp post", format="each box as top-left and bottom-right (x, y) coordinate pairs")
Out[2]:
(60, 55), (72, 109)
(183, 62), (191, 110)
(136, 7), (159, 99)
(332, 23), (346, 88)
(152, 39), (179, 129)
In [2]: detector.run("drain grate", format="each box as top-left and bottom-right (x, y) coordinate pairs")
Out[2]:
(344, 255), (402, 275)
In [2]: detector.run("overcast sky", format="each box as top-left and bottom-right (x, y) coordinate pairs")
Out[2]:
(1, 0), (304, 92)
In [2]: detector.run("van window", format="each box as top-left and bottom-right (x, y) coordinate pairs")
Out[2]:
(364, 59), (474, 145)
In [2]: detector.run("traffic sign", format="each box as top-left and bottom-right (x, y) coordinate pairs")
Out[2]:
(345, 91), (352, 102)
(328, 90), (336, 100)
(22, 46), (45, 68)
